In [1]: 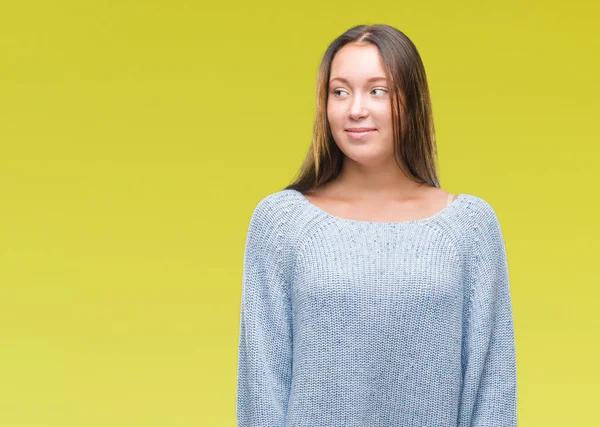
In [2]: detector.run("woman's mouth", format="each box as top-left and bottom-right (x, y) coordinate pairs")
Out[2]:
(345, 129), (376, 139)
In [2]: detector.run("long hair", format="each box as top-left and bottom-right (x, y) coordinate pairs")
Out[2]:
(284, 24), (439, 193)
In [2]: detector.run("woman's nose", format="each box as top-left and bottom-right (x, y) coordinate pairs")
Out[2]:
(348, 95), (368, 119)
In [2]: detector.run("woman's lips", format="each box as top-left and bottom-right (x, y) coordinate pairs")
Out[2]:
(345, 129), (376, 139)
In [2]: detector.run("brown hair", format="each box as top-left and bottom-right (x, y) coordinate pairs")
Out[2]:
(284, 24), (440, 193)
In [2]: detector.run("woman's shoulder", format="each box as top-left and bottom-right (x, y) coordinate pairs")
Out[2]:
(248, 189), (303, 219)
(244, 189), (306, 241)
(454, 193), (507, 254)
(456, 193), (503, 225)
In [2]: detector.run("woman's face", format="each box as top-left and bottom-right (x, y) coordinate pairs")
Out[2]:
(327, 42), (394, 166)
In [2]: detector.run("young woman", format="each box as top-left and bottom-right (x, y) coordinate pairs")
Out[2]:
(237, 24), (517, 427)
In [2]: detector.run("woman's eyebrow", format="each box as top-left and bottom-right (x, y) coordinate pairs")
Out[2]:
(329, 76), (387, 84)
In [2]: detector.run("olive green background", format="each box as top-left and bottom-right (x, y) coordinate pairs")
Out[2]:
(1, 1), (598, 425)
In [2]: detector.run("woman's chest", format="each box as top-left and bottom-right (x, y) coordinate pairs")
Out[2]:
(290, 226), (465, 312)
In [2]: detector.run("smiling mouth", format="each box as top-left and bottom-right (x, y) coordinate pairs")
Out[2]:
(345, 129), (376, 139)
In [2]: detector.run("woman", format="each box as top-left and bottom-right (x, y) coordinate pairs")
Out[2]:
(237, 24), (517, 426)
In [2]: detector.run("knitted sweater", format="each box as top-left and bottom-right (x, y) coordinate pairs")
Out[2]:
(236, 189), (517, 427)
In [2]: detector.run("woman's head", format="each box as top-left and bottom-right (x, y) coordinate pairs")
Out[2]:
(286, 24), (439, 192)
(327, 42), (395, 169)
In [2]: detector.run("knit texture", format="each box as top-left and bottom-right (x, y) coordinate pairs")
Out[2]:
(237, 189), (517, 427)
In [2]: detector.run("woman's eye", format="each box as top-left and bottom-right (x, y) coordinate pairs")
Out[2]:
(331, 88), (387, 97)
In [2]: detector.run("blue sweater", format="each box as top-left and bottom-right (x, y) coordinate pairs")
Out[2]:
(237, 189), (517, 426)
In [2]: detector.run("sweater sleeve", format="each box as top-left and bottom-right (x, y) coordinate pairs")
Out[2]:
(458, 199), (517, 427)
(236, 197), (293, 427)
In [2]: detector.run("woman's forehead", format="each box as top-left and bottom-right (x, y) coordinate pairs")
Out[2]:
(330, 44), (386, 81)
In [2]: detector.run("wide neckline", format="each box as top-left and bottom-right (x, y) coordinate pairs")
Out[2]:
(289, 189), (464, 226)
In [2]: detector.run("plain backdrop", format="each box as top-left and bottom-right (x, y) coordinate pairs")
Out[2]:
(1, 1), (599, 426)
